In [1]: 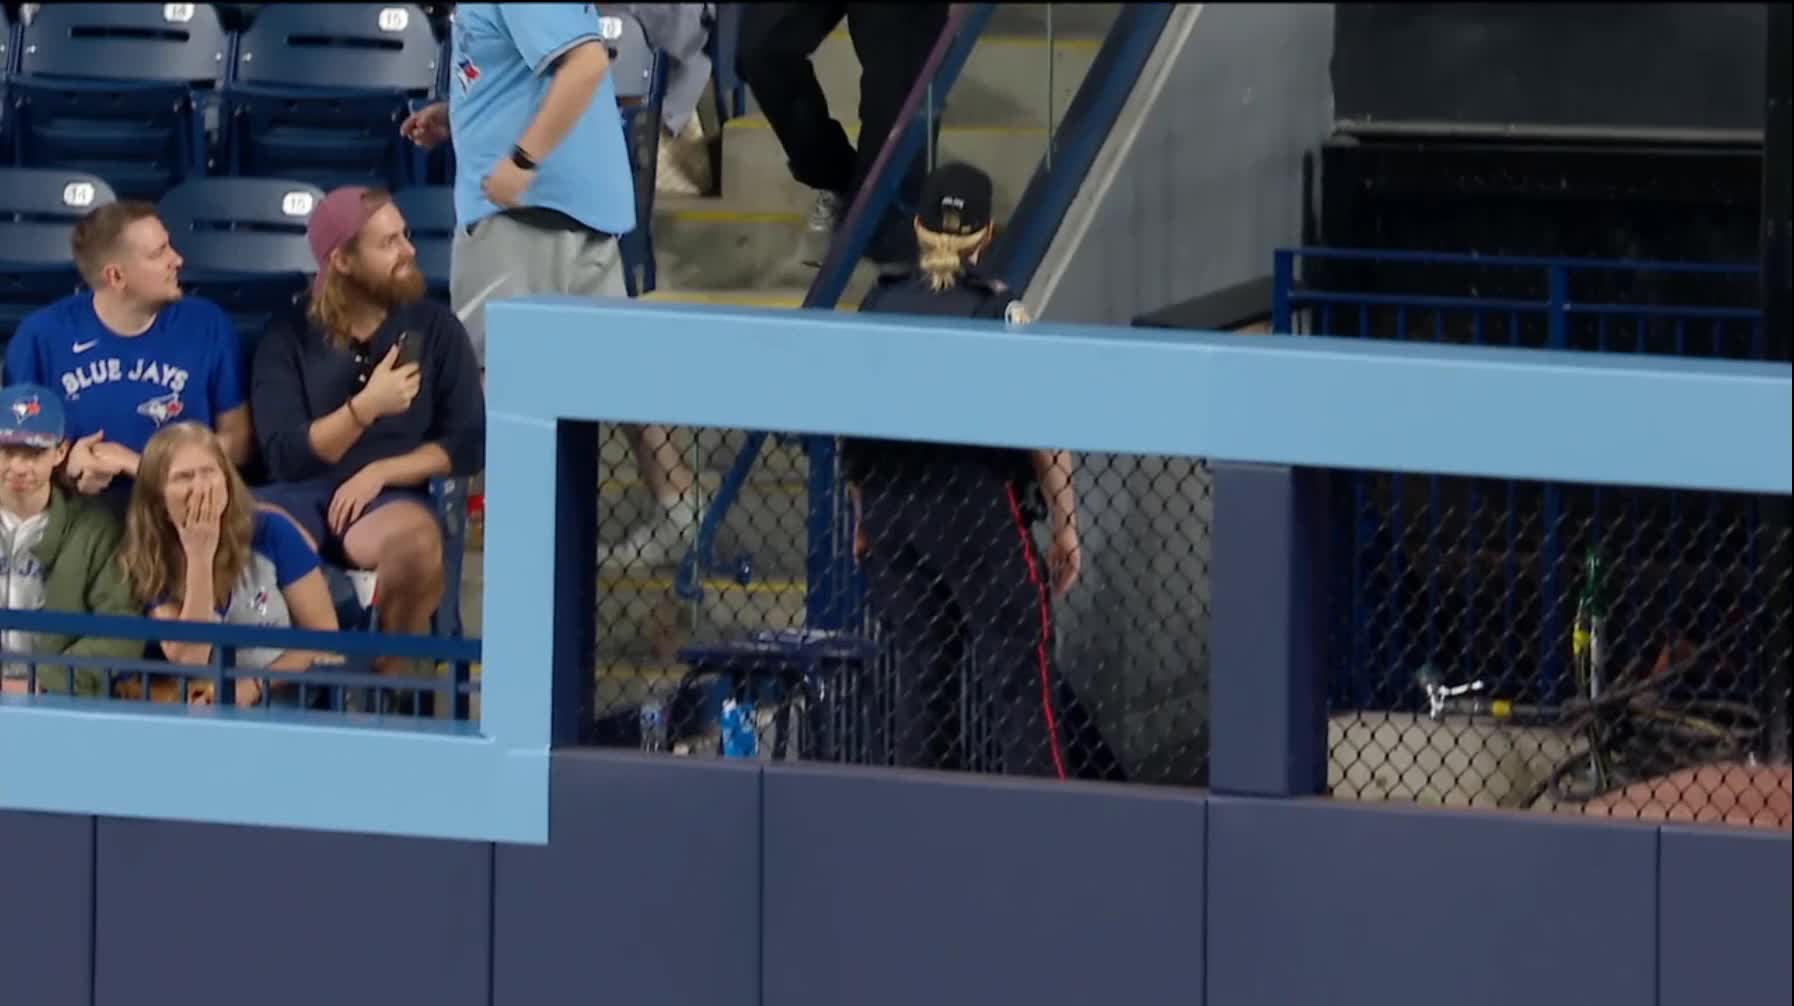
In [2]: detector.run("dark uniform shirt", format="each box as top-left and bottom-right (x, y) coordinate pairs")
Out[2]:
(844, 268), (1036, 497)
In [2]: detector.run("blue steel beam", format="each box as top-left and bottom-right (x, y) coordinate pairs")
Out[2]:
(480, 298), (1790, 495)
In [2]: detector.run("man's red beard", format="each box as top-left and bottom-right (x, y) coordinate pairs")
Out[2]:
(348, 261), (427, 308)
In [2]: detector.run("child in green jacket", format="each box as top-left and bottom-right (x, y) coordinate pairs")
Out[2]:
(1, 384), (142, 697)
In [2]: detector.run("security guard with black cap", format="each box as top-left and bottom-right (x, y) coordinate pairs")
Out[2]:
(844, 162), (1084, 779)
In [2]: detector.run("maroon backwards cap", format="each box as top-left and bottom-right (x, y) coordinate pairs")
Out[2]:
(306, 186), (380, 294)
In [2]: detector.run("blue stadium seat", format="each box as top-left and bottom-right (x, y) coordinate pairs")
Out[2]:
(1, 6), (14, 150)
(156, 176), (318, 353)
(220, 3), (440, 191)
(8, 2), (226, 200)
(390, 185), (453, 301)
(0, 166), (115, 350)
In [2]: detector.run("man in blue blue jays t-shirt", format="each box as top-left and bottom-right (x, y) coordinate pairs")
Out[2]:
(399, 2), (702, 570)
(4, 201), (253, 500)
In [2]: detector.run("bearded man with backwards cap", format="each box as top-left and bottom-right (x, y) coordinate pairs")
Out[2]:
(249, 186), (486, 660)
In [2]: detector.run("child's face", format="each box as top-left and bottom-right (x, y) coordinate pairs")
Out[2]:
(0, 442), (66, 500)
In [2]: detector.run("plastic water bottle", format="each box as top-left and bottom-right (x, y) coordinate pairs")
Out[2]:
(639, 700), (667, 753)
(720, 698), (758, 759)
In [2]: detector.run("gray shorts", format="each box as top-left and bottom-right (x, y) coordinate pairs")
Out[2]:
(449, 213), (628, 368)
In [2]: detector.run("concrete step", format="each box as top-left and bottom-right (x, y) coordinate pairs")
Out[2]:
(721, 118), (1048, 215)
(596, 477), (813, 583)
(741, 31), (1101, 129)
(645, 203), (887, 295)
(600, 575), (808, 663)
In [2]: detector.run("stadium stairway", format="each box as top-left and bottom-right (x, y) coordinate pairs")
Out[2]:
(458, 5), (1118, 706)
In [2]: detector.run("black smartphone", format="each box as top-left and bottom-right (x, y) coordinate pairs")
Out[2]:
(395, 330), (424, 367)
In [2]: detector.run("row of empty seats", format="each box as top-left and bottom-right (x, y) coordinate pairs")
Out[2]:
(0, 3), (660, 198)
(1, 3), (669, 298)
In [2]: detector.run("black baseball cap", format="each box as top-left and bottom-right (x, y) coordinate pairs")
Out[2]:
(917, 162), (993, 237)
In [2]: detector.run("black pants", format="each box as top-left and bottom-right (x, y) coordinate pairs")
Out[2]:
(737, 2), (948, 211)
(858, 470), (1065, 778)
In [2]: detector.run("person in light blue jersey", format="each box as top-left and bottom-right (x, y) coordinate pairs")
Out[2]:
(400, 3), (702, 570)
(3, 201), (254, 507)
(401, 1), (637, 362)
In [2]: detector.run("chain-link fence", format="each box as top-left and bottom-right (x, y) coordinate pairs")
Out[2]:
(1284, 246), (1791, 828)
(587, 425), (1212, 788)
(1325, 471), (1791, 828)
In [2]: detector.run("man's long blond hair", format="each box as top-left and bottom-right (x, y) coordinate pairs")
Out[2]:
(307, 188), (393, 348)
(119, 423), (258, 610)
(917, 221), (994, 292)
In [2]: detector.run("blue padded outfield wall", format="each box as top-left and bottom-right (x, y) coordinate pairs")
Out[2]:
(2, 299), (1789, 1006)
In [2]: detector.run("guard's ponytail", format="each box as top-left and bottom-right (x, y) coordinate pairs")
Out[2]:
(916, 224), (992, 292)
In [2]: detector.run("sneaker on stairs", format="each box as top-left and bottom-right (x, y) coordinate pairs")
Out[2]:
(599, 497), (699, 570)
(799, 190), (845, 268)
(655, 116), (711, 197)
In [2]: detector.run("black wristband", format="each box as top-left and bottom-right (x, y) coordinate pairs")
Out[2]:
(510, 145), (538, 171)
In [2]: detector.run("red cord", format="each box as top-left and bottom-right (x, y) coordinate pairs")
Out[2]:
(1005, 486), (1067, 781)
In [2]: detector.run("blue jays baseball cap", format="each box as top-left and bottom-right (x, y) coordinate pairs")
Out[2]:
(0, 384), (67, 449)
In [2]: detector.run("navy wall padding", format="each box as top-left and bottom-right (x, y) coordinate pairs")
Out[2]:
(0, 811), (95, 1006)
(491, 752), (762, 1006)
(91, 816), (492, 1006)
(1658, 824), (1793, 1006)
(1206, 796), (1659, 1006)
(1209, 463), (1330, 796)
(8, 757), (1792, 1006)
(761, 765), (1207, 1006)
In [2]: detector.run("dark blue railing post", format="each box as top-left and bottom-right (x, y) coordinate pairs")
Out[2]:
(1546, 264), (1570, 349)
(552, 420), (600, 743)
(1541, 264), (1570, 697)
(803, 434), (853, 631)
(1271, 249), (1296, 333)
(214, 646), (234, 706)
(451, 659), (472, 722)
(1209, 462), (1333, 797)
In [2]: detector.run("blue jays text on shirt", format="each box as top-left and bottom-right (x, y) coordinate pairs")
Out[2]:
(6, 294), (243, 453)
(0, 554), (45, 581)
(60, 355), (192, 426)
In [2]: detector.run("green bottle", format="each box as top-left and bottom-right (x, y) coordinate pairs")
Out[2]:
(1572, 547), (1608, 700)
